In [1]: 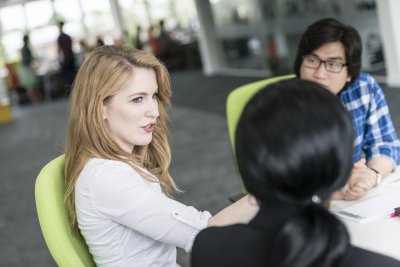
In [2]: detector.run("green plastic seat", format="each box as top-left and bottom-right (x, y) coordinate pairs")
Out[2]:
(35, 155), (96, 267)
(226, 74), (295, 191)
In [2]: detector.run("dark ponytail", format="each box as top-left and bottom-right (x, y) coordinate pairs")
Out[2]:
(269, 204), (349, 267)
(235, 79), (354, 266)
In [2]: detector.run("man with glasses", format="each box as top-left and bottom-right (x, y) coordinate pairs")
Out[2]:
(293, 18), (400, 201)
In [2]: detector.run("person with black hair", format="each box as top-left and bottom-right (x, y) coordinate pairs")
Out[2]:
(294, 18), (400, 201)
(158, 19), (173, 61)
(57, 21), (76, 90)
(19, 34), (42, 103)
(191, 79), (400, 267)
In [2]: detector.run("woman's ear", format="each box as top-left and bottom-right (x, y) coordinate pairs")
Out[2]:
(346, 75), (351, 82)
(103, 105), (108, 120)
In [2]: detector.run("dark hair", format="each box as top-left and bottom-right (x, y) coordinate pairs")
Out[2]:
(293, 18), (362, 84)
(23, 34), (29, 43)
(235, 78), (354, 267)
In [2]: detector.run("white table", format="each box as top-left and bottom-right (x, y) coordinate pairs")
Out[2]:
(330, 167), (400, 260)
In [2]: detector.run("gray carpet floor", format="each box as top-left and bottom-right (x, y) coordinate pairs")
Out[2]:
(0, 70), (399, 267)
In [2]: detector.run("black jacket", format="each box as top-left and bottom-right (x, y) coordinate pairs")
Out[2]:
(191, 205), (400, 267)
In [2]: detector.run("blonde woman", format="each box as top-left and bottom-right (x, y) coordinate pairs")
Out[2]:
(64, 45), (258, 267)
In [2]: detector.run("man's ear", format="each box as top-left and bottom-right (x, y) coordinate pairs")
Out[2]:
(346, 75), (351, 82)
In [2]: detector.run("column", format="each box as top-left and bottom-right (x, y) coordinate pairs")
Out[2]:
(109, 0), (125, 40)
(193, 0), (225, 75)
(377, 0), (400, 87)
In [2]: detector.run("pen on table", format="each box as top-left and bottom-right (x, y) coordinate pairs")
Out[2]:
(387, 212), (398, 218)
(387, 207), (400, 218)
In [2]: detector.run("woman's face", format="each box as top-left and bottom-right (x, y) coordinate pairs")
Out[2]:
(300, 41), (351, 95)
(103, 67), (159, 153)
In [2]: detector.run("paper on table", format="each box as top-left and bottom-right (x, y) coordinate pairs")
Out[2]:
(382, 178), (400, 189)
(335, 195), (397, 224)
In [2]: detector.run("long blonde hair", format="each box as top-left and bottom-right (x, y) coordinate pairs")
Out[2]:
(64, 45), (176, 234)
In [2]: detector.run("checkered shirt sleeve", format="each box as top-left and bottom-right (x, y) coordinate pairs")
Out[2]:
(339, 73), (400, 169)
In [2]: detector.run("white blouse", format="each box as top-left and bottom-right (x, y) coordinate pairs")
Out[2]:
(75, 158), (211, 267)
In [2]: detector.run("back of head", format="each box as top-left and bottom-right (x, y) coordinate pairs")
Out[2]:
(58, 21), (64, 31)
(236, 78), (354, 267)
(293, 18), (362, 83)
(237, 78), (353, 203)
(64, 45), (173, 233)
(23, 34), (29, 44)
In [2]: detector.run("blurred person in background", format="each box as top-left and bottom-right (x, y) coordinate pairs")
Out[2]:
(57, 21), (76, 92)
(147, 25), (160, 58)
(19, 34), (42, 103)
(134, 25), (144, 50)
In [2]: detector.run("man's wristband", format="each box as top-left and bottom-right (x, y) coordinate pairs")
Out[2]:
(369, 167), (382, 187)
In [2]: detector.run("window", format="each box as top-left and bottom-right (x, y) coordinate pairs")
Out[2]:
(81, 0), (114, 37)
(53, 0), (82, 21)
(0, 5), (25, 32)
(25, 0), (54, 30)
(0, 5), (25, 61)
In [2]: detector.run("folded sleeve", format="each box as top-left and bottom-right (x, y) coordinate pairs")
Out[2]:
(363, 80), (400, 168)
(89, 161), (211, 251)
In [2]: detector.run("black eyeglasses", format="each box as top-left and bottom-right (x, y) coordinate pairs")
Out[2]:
(302, 55), (347, 73)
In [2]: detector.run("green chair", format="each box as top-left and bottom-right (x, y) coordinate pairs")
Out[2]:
(35, 155), (96, 267)
(226, 74), (294, 193)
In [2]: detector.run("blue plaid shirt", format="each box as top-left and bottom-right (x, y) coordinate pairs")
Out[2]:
(339, 72), (400, 169)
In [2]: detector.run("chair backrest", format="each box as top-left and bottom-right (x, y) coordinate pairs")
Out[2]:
(35, 155), (96, 267)
(226, 75), (294, 190)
